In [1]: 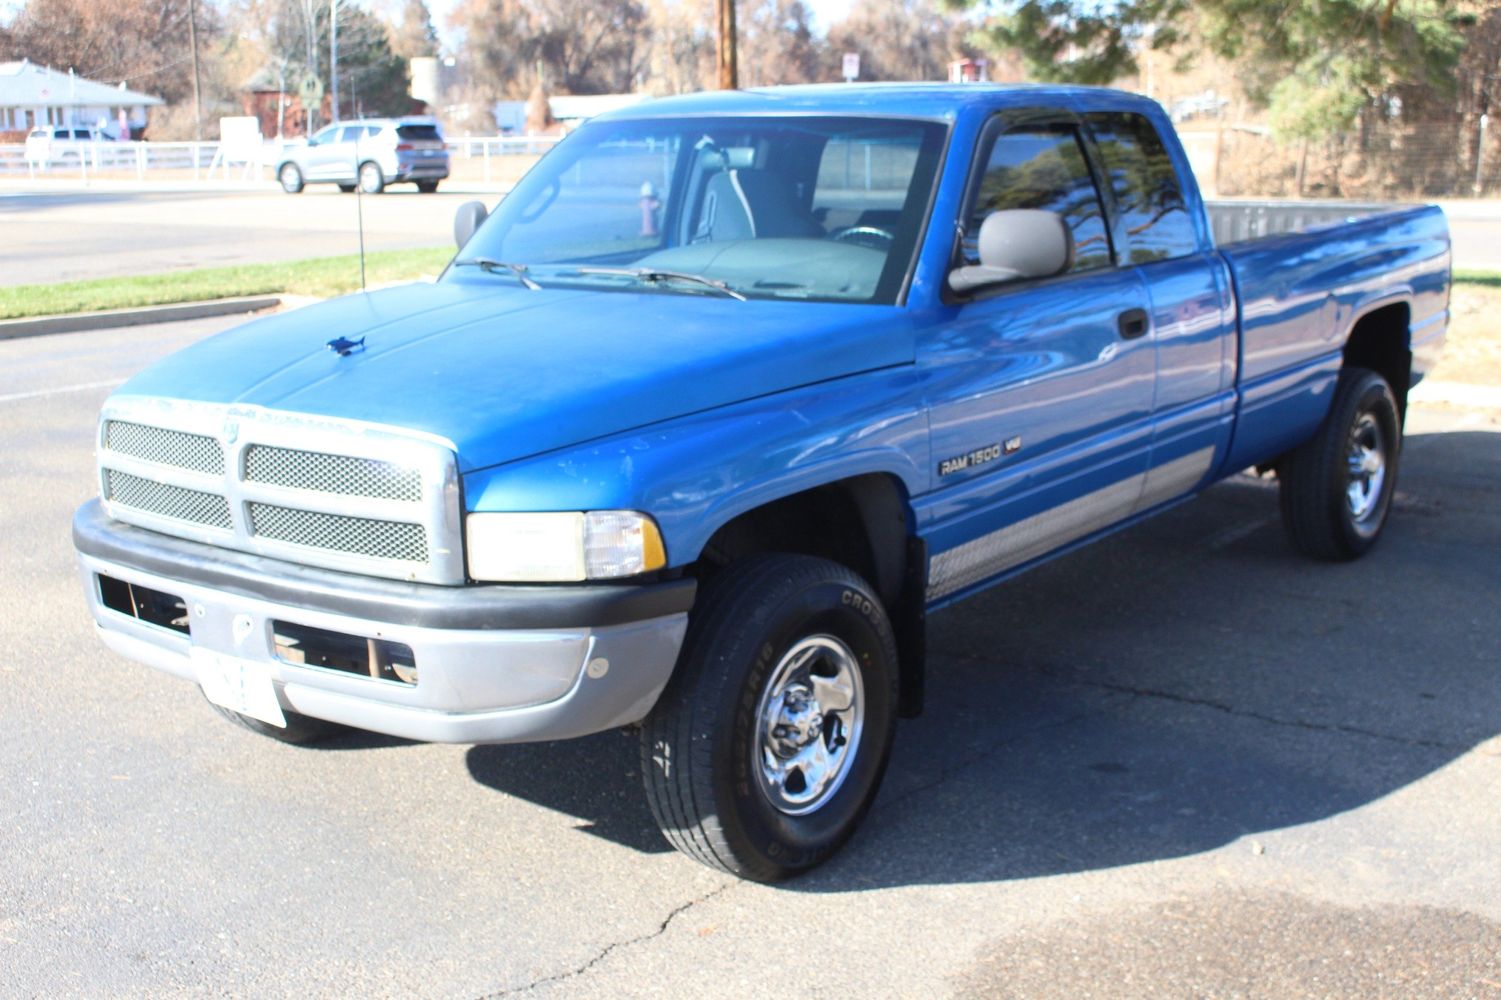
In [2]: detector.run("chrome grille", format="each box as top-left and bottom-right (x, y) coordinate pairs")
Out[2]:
(105, 470), (232, 530)
(105, 420), (223, 474)
(96, 399), (462, 584)
(248, 503), (429, 562)
(244, 445), (422, 501)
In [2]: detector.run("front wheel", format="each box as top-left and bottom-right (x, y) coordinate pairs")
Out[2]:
(278, 163), (304, 193)
(641, 554), (898, 881)
(1279, 367), (1402, 560)
(358, 161), (385, 194)
(415, 180), (440, 194)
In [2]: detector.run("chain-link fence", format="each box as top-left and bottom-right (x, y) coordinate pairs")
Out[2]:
(1180, 118), (1501, 200)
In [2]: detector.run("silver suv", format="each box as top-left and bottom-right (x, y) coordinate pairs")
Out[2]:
(275, 117), (450, 194)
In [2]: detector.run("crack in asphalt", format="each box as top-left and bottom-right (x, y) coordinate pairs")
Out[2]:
(477, 655), (1462, 997)
(480, 883), (734, 997)
(1057, 674), (1465, 751)
(930, 646), (1467, 753)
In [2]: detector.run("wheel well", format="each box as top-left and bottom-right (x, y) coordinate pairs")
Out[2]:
(696, 474), (910, 606)
(1344, 303), (1412, 416)
(694, 474), (928, 717)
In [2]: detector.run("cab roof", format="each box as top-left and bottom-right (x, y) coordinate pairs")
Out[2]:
(596, 82), (1161, 123)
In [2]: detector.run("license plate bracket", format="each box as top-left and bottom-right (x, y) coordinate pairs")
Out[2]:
(192, 648), (286, 728)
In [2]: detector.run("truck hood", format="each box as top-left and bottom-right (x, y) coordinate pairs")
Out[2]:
(118, 279), (913, 472)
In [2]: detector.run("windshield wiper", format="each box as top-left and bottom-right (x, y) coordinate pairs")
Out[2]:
(451, 257), (542, 291)
(575, 267), (747, 302)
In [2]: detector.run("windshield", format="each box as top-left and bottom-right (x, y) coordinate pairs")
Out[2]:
(451, 115), (947, 305)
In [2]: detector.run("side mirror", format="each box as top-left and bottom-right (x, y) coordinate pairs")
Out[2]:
(948, 209), (1073, 293)
(454, 200), (489, 249)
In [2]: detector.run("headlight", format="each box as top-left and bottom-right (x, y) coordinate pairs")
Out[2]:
(465, 511), (666, 582)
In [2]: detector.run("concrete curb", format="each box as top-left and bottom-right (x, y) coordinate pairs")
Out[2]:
(0, 296), (282, 341)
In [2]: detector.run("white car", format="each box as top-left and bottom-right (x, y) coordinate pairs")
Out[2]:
(274, 118), (450, 194)
(25, 125), (102, 167)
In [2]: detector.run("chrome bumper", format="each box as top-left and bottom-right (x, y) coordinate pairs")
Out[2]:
(73, 500), (692, 744)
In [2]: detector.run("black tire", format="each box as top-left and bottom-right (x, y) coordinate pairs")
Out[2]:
(641, 554), (899, 881)
(416, 181), (440, 194)
(1279, 366), (1402, 560)
(208, 700), (347, 745)
(358, 161), (385, 194)
(337, 183), (356, 193)
(278, 163), (304, 194)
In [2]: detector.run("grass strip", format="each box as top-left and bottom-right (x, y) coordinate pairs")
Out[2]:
(0, 246), (453, 320)
(1454, 269), (1501, 288)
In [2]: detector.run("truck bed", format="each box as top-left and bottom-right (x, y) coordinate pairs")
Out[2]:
(1206, 199), (1418, 246)
(1212, 201), (1451, 473)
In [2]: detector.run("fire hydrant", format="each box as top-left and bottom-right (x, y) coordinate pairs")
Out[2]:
(640, 181), (661, 238)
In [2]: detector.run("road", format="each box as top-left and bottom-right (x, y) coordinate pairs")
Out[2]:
(0, 187), (482, 287)
(1, 315), (1498, 997)
(4, 187), (1501, 291)
(1445, 203), (1501, 272)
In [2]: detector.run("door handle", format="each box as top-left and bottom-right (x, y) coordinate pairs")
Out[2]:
(1117, 308), (1150, 340)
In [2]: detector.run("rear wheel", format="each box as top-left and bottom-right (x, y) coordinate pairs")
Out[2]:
(416, 180), (440, 194)
(1279, 366), (1402, 560)
(358, 161), (385, 194)
(641, 554), (898, 881)
(207, 701), (347, 745)
(278, 163), (304, 193)
(337, 183), (356, 193)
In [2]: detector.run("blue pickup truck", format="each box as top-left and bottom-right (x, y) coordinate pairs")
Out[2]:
(74, 84), (1450, 881)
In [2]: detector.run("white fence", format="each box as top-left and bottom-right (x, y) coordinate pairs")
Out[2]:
(0, 135), (562, 182)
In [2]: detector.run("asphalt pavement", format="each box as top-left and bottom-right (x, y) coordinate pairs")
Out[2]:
(1, 315), (1498, 997)
(0, 187), (481, 287)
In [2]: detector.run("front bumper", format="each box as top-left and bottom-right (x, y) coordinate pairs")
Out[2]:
(73, 500), (693, 744)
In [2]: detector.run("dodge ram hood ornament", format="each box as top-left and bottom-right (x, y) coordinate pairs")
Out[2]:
(326, 335), (366, 356)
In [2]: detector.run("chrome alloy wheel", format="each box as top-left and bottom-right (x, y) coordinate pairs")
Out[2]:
(753, 635), (865, 816)
(1345, 412), (1387, 523)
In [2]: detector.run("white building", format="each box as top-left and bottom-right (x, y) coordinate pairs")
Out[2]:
(0, 60), (163, 136)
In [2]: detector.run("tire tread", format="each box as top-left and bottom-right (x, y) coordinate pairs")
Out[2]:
(641, 554), (894, 880)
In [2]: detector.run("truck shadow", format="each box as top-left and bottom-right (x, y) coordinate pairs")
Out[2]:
(465, 426), (1501, 885)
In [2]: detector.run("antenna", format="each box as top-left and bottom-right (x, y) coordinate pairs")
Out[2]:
(353, 127), (367, 290)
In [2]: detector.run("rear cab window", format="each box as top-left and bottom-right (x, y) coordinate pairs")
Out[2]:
(1082, 111), (1199, 263)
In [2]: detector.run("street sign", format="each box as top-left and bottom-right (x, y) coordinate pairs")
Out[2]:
(298, 75), (324, 112)
(842, 53), (860, 82)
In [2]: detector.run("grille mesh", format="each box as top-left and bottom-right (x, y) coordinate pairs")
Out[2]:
(106, 470), (232, 529)
(243, 445), (422, 502)
(248, 503), (428, 562)
(105, 421), (224, 474)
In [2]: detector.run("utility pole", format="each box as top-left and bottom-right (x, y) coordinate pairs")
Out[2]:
(330, 0), (340, 123)
(188, 0), (203, 140)
(716, 0), (737, 90)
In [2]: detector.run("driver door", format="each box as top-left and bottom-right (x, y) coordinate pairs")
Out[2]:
(918, 112), (1157, 601)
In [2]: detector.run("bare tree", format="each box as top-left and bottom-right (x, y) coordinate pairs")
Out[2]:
(739, 0), (821, 87)
(823, 0), (955, 83)
(1, 0), (210, 104)
(642, 0), (715, 95)
(453, 0), (648, 97)
(391, 0), (440, 60)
